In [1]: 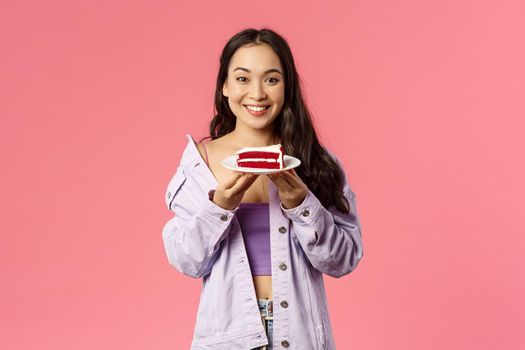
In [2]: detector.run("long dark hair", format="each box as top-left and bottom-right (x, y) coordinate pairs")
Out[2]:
(203, 27), (349, 213)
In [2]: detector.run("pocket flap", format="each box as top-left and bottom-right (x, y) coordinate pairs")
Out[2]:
(165, 167), (187, 210)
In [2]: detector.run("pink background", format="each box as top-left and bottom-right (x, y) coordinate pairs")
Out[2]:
(2, 0), (524, 349)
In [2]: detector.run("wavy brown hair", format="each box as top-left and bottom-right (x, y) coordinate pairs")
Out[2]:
(201, 28), (350, 213)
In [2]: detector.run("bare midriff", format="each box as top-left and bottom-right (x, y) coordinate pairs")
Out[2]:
(253, 276), (273, 300)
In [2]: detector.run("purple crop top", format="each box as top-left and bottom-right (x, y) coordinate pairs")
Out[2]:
(200, 142), (272, 276)
(236, 202), (272, 276)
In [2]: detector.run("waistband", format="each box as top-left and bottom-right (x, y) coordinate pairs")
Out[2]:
(257, 298), (273, 318)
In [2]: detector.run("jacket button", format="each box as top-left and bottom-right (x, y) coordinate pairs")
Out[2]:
(279, 263), (287, 271)
(281, 340), (289, 347)
(301, 209), (310, 217)
(280, 300), (288, 308)
(278, 226), (287, 233)
(220, 214), (228, 221)
(167, 191), (171, 199)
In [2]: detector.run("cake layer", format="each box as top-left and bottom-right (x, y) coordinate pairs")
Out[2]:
(238, 151), (280, 160)
(238, 161), (281, 169)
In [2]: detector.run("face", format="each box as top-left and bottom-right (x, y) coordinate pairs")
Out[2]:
(222, 43), (285, 133)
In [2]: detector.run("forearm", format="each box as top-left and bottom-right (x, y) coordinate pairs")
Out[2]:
(281, 188), (363, 278)
(162, 196), (238, 278)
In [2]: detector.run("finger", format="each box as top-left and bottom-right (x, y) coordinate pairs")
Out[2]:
(274, 170), (296, 187)
(267, 172), (293, 190)
(280, 170), (301, 185)
(222, 171), (245, 190)
(229, 173), (258, 194)
(235, 174), (258, 194)
(266, 172), (281, 182)
(240, 173), (259, 190)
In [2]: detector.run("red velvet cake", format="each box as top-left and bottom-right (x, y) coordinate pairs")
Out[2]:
(236, 144), (285, 169)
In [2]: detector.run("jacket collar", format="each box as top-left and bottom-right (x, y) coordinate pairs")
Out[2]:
(181, 134), (218, 187)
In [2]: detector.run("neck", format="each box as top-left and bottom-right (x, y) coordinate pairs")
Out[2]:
(229, 125), (280, 148)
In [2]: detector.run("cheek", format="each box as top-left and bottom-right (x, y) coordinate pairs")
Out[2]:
(230, 87), (247, 101)
(274, 94), (285, 108)
(274, 86), (285, 104)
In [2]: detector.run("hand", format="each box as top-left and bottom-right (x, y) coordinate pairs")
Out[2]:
(266, 168), (309, 209)
(212, 171), (259, 210)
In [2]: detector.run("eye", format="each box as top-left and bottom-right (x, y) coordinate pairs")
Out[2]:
(266, 77), (280, 84)
(236, 76), (248, 83)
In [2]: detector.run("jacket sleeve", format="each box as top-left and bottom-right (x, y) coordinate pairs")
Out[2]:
(281, 154), (364, 278)
(161, 165), (238, 278)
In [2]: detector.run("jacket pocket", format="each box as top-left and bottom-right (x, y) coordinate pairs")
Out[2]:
(165, 166), (187, 211)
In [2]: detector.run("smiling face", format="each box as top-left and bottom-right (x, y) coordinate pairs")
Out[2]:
(222, 43), (285, 134)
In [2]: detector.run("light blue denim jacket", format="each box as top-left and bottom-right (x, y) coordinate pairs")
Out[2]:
(162, 134), (364, 350)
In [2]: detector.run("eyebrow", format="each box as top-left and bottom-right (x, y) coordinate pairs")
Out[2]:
(233, 67), (282, 75)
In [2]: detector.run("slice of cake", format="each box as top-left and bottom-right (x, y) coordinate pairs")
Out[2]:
(236, 144), (285, 169)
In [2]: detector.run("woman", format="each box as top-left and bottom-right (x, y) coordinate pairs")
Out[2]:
(162, 28), (364, 350)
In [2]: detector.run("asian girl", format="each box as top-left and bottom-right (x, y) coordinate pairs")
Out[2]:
(162, 28), (363, 350)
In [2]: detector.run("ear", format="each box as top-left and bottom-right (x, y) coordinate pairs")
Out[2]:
(222, 81), (229, 98)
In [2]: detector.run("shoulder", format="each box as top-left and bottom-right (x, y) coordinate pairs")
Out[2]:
(195, 137), (218, 162)
(322, 145), (350, 179)
(196, 142), (206, 161)
(324, 147), (356, 195)
(197, 134), (232, 158)
(179, 134), (214, 167)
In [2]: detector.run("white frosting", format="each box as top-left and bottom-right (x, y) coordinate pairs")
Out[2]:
(235, 144), (282, 154)
(239, 158), (278, 162)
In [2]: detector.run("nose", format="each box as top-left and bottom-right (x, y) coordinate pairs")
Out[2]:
(249, 81), (267, 100)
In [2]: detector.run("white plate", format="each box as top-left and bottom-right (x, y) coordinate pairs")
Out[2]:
(221, 155), (301, 174)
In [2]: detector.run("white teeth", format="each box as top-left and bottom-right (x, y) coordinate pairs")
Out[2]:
(246, 105), (269, 112)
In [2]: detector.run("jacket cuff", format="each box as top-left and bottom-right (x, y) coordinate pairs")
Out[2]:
(279, 189), (322, 224)
(199, 192), (239, 256)
(203, 188), (238, 219)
